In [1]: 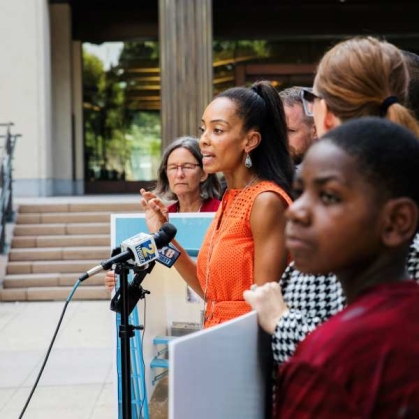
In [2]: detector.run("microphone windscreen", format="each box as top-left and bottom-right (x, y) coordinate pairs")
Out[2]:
(155, 222), (177, 247)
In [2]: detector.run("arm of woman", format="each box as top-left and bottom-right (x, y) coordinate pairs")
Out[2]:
(171, 239), (204, 298)
(250, 191), (289, 286)
(140, 189), (204, 298)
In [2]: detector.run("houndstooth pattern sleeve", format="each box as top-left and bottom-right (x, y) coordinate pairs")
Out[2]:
(272, 263), (346, 365)
(407, 233), (419, 280)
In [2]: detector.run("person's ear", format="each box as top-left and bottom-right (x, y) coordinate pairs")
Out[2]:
(310, 122), (318, 142)
(323, 100), (341, 132)
(381, 198), (418, 247)
(317, 99), (341, 136)
(245, 130), (262, 153)
(199, 170), (209, 183)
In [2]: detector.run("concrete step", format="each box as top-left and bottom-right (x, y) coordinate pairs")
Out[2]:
(8, 246), (111, 262)
(3, 272), (106, 288)
(16, 211), (118, 225)
(7, 260), (106, 275)
(0, 285), (111, 301)
(2, 197), (139, 302)
(18, 202), (140, 213)
(13, 223), (110, 236)
(12, 234), (110, 248)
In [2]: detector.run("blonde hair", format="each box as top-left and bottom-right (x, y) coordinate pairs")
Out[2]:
(314, 36), (419, 137)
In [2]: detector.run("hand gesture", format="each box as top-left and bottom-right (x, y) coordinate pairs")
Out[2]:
(140, 188), (169, 233)
(243, 282), (289, 335)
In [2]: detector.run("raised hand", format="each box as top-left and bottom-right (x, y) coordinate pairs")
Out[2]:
(140, 188), (170, 233)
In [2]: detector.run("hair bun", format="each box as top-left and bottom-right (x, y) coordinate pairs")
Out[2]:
(251, 84), (262, 96)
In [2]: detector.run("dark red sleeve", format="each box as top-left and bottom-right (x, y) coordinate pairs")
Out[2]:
(275, 361), (361, 419)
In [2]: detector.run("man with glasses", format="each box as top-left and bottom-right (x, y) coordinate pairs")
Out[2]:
(279, 86), (318, 169)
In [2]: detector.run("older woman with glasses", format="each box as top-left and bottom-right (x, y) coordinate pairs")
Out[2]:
(104, 136), (221, 291)
(153, 136), (221, 213)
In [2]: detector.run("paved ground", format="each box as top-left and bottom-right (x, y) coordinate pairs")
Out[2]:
(0, 300), (116, 419)
(0, 195), (148, 418)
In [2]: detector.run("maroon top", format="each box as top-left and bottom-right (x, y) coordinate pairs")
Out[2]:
(275, 281), (419, 419)
(167, 197), (220, 213)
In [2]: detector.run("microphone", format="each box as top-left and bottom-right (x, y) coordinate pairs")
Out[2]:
(110, 225), (181, 314)
(79, 222), (177, 282)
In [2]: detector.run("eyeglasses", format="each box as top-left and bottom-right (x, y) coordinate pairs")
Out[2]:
(166, 163), (201, 173)
(301, 87), (323, 117)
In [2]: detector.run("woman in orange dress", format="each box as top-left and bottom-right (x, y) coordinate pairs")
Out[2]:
(141, 80), (294, 328)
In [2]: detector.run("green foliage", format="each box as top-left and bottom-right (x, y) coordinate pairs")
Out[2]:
(83, 43), (162, 182)
(119, 41), (159, 63)
(82, 51), (106, 108)
(213, 40), (270, 61)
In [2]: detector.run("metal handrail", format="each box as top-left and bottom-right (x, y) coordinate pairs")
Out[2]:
(0, 123), (19, 253)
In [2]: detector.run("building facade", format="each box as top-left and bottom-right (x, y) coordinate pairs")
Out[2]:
(1, 0), (418, 196)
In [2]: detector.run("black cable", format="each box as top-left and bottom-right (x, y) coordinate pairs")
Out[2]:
(139, 297), (147, 418)
(18, 280), (81, 419)
(141, 298), (146, 351)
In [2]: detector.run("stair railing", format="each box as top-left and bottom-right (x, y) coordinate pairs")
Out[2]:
(0, 123), (19, 253)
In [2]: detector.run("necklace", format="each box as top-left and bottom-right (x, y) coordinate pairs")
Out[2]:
(201, 175), (260, 327)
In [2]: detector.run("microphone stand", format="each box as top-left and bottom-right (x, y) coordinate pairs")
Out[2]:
(114, 261), (153, 419)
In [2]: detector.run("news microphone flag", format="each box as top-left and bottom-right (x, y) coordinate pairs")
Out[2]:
(120, 232), (159, 267)
(78, 222), (177, 282)
(157, 243), (181, 268)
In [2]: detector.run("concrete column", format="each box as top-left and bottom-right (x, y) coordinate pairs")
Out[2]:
(0, 0), (53, 196)
(72, 41), (84, 195)
(159, 0), (213, 149)
(50, 4), (74, 195)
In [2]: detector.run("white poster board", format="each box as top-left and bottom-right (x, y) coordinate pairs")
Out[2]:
(169, 311), (271, 419)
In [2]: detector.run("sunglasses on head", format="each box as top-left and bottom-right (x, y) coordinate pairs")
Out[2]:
(301, 87), (323, 117)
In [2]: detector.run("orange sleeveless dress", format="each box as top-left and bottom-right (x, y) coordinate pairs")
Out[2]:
(197, 180), (292, 328)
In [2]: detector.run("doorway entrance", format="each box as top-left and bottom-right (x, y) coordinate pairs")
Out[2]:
(82, 41), (161, 194)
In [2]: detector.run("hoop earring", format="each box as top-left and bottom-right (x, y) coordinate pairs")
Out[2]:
(245, 153), (252, 168)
